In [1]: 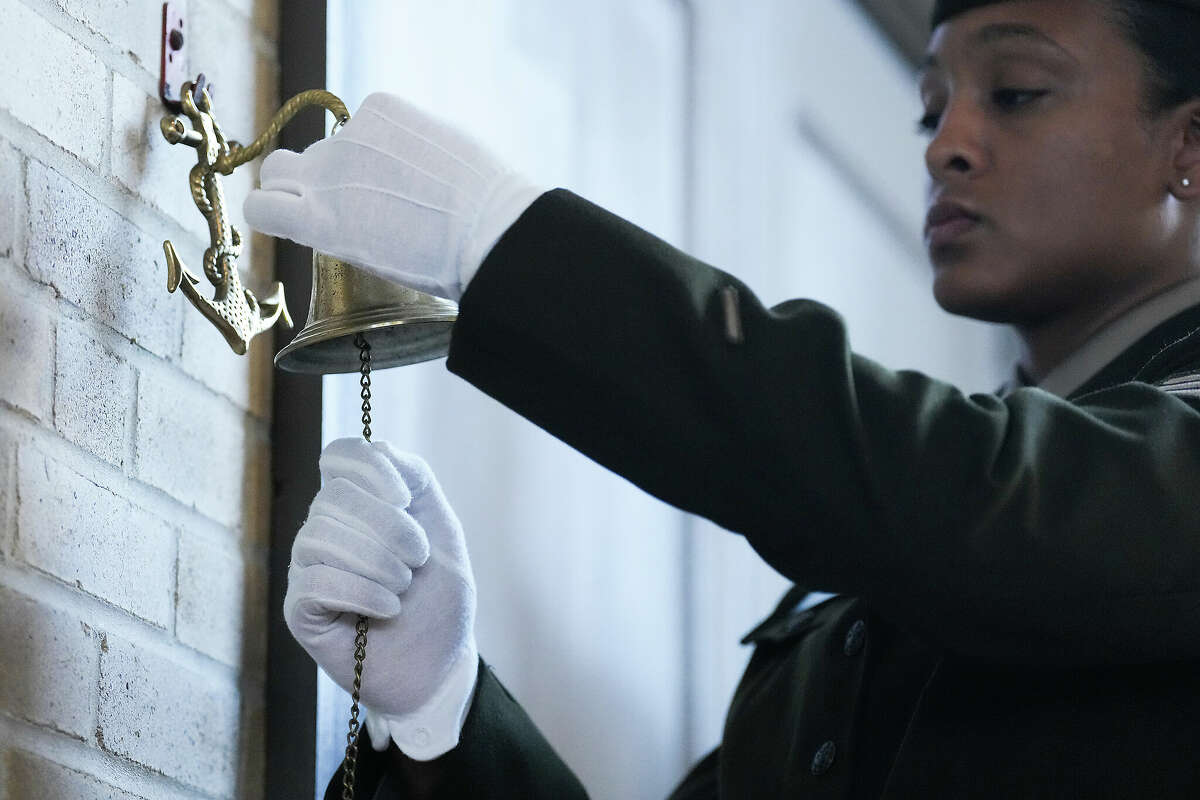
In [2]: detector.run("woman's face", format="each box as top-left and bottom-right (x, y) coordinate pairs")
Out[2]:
(919, 0), (1187, 325)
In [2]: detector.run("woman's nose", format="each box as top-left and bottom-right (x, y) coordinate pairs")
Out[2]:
(924, 98), (988, 182)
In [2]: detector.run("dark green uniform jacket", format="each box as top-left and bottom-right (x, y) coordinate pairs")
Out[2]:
(328, 189), (1200, 799)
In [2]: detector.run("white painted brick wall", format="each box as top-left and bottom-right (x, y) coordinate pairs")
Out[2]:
(0, 586), (99, 741)
(25, 160), (183, 360)
(0, 288), (54, 423)
(110, 72), (212, 242)
(0, 431), (12, 558)
(0, 0), (278, 796)
(134, 364), (266, 530)
(180, 303), (274, 418)
(4, 749), (147, 800)
(97, 634), (240, 796)
(0, 140), (17, 258)
(0, 0), (107, 166)
(55, 0), (167, 76)
(53, 320), (134, 468)
(15, 445), (175, 627)
(175, 533), (245, 666)
(189, 0), (277, 146)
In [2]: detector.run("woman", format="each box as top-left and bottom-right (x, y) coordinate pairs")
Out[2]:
(250, 1), (1200, 796)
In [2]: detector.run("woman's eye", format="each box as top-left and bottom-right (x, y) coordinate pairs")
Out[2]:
(914, 89), (1048, 135)
(915, 111), (942, 135)
(991, 88), (1048, 110)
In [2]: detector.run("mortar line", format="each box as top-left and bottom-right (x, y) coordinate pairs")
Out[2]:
(0, 560), (268, 688)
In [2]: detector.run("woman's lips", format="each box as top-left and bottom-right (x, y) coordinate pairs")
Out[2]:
(925, 200), (983, 248)
(925, 215), (980, 247)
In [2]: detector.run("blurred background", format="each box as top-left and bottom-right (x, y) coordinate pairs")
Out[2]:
(318, 1), (1012, 797)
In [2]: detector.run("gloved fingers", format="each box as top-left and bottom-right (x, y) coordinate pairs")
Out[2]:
(310, 477), (430, 567)
(352, 93), (503, 185)
(292, 515), (415, 594)
(284, 563), (403, 631)
(320, 438), (412, 507)
(257, 147), (308, 195)
(356, 91), (422, 121)
(354, 92), (450, 148)
(243, 189), (310, 241)
(306, 145), (478, 215)
(373, 443), (466, 542)
(371, 442), (435, 496)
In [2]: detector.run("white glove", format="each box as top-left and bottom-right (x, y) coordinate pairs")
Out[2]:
(243, 92), (546, 300)
(283, 438), (479, 760)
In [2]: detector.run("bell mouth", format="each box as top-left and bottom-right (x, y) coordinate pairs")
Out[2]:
(272, 252), (459, 374)
(273, 311), (456, 373)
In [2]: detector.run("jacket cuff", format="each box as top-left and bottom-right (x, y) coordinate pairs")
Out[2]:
(459, 179), (550, 295)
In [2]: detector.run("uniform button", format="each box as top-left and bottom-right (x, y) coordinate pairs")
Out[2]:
(411, 727), (431, 748)
(843, 619), (866, 656)
(811, 740), (837, 775)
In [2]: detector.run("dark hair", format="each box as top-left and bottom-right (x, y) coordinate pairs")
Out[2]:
(1101, 0), (1200, 116)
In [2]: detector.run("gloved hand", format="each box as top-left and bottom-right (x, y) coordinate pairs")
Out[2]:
(284, 437), (479, 760)
(243, 92), (546, 300)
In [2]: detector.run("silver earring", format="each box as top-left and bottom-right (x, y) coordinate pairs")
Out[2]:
(1184, 177), (1192, 188)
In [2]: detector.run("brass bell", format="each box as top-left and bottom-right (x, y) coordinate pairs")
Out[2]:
(273, 251), (459, 373)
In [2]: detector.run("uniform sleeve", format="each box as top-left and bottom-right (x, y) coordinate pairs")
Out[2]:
(666, 748), (720, 800)
(446, 189), (1200, 667)
(325, 659), (588, 799)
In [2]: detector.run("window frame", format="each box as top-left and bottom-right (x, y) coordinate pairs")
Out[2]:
(266, 1), (327, 795)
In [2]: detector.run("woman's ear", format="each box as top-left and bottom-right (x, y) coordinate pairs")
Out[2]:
(1170, 100), (1200, 195)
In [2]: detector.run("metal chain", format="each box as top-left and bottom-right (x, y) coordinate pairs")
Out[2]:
(341, 616), (369, 799)
(341, 333), (374, 800)
(356, 332), (373, 442)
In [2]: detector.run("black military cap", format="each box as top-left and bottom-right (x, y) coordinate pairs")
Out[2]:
(932, 0), (1200, 28)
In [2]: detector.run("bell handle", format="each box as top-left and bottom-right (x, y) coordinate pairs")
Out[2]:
(215, 89), (350, 174)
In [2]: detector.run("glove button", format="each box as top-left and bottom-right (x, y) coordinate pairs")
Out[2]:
(411, 727), (431, 748)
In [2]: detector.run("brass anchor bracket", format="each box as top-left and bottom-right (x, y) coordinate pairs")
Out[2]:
(159, 74), (350, 354)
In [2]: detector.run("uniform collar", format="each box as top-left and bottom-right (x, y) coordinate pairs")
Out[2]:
(1008, 277), (1200, 398)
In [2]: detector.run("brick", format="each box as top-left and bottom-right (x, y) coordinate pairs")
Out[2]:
(15, 445), (175, 626)
(135, 367), (264, 530)
(110, 73), (210, 243)
(0, 140), (18, 258)
(56, 0), (164, 74)
(5, 750), (147, 800)
(54, 321), (133, 468)
(0, 0), (106, 166)
(0, 430), (12, 557)
(25, 161), (181, 359)
(175, 535), (245, 666)
(0, 586), (98, 740)
(189, 2), (278, 142)
(0, 292), (54, 422)
(180, 295), (273, 418)
(97, 635), (238, 795)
